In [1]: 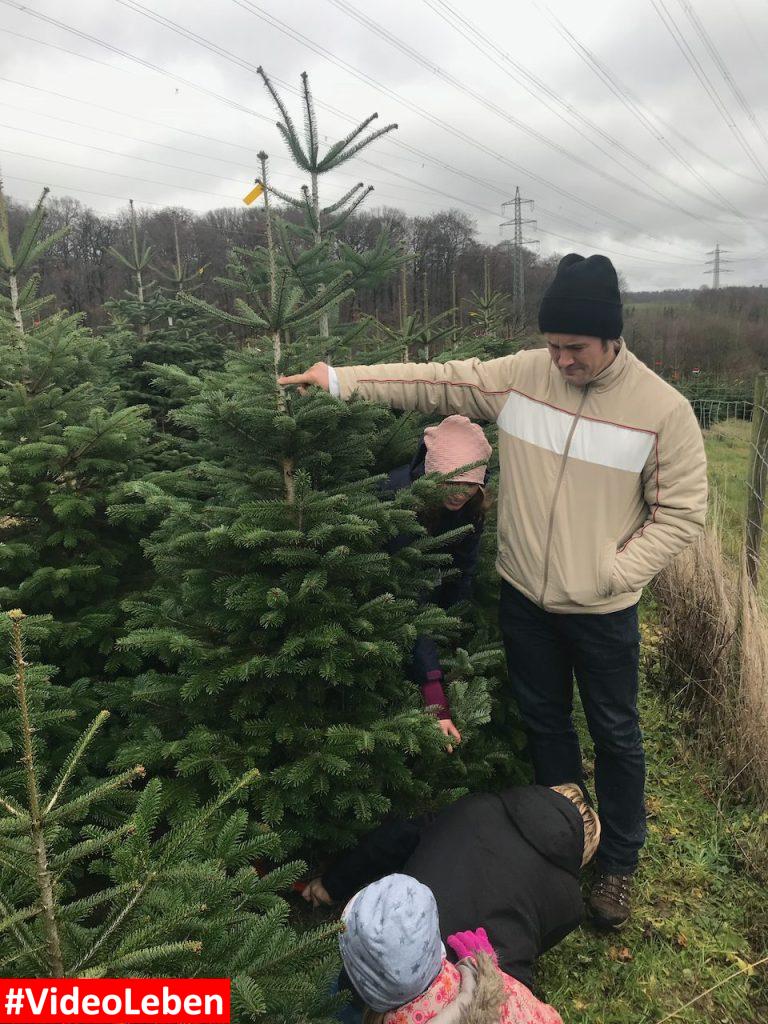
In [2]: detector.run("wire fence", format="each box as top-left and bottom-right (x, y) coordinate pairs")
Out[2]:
(690, 398), (753, 430)
(745, 376), (768, 588)
(686, 388), (767, 589)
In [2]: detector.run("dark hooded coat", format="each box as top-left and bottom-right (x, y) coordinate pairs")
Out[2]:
(325, 785), (584, 991)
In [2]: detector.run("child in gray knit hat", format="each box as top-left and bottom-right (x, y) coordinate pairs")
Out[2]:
(338, 873), (563, 1023)
(339, 874), (443, 1014)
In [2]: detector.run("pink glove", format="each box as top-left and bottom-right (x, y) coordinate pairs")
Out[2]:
(447, 927), (497, 963)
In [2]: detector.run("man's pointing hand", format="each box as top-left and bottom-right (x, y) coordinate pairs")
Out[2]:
(277, 361), (330, 393)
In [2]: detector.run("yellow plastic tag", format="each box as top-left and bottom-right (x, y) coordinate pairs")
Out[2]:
(243, 183), (264, 205)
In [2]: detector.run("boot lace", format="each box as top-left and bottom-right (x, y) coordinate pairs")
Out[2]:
(594, 873), (631, 907)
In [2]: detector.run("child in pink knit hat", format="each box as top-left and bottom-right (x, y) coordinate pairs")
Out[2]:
(423, 415), (492, 511)
(379, 415), (493, 752)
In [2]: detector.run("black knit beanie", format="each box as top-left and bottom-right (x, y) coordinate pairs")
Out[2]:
(538, 253), (623, 340)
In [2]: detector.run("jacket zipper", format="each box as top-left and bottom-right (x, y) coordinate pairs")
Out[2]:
(538, 387), (589, 607)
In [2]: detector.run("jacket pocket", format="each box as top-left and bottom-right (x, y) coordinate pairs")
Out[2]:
(598, 541), (618, 598)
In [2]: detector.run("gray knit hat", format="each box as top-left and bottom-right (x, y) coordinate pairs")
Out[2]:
(339, 874), (443, 1013)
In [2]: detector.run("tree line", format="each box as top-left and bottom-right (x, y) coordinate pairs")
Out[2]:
(5, 191), (767, 380)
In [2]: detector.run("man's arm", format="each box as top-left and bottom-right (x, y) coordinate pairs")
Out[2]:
(280, 354), (521, 422)
(611, 400), (707, 594)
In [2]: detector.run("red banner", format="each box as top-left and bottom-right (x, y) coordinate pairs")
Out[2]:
(0, 979), (230, 1024)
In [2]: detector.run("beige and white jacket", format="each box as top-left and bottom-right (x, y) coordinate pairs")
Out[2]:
(335, 342), (707, 614)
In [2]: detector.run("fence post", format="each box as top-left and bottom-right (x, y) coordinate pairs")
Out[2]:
(744, 372), (768, 587)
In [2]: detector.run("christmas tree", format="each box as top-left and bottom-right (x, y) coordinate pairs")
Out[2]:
(106, 204), (231, 432)
(0, 610), (340, 1022)
(108, 73), (502, 856)
(0, 178), (150, 683)
(468, 255), (518, 356)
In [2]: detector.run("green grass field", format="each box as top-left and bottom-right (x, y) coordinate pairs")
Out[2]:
(704, 417), (751, 553)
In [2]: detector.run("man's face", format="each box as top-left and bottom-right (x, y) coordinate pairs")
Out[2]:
(546, 334), (617, 387)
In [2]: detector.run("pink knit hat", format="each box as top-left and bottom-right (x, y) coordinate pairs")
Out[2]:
(423, 415), (492, 485)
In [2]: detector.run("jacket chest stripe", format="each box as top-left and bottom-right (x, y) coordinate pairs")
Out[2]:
(497, 391), (656, 473)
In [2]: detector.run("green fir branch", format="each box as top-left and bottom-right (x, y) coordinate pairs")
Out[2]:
(44, 710), (111, 814)
(301, 71), (319, 166)
(316, 112), (379, 171)
(321, 182), (365, 215)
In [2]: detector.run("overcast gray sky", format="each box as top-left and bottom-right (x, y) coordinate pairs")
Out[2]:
(1, 0), (767, 290)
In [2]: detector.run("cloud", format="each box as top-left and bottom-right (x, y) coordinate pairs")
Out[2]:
(1, 0), (767, 289)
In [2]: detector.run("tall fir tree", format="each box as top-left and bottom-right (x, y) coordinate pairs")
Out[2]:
(0, 178), (150, 683)
(257, 70), (403, 346)
(468, 255), (516, 356)
(106, 205), (231, 431)
(108, 76), (504, 856)
(0, 610), (340, 1023)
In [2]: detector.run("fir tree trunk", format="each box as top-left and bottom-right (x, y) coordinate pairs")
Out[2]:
(10, 613), (64, 977)
(260, 154), (295, 505)
(451, 270), (458, 348)
(311, 171), (330, 341)
(130, 200), (148, 341)
(423, 266), (430, 359)
(400, 264), (408, 360)
(173, 217), (183, 295)
(9, 272), (24, 335)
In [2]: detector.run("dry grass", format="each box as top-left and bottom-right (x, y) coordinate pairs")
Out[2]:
(652, 521), (768, 803)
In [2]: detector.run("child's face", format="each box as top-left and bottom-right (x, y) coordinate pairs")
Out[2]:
(441, 481), (480, 511)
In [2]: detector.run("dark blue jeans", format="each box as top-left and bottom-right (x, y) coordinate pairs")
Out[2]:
(499, 581), (646, 874)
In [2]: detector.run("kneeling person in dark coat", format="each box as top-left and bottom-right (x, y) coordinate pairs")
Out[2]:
(304, 783), (599, 994)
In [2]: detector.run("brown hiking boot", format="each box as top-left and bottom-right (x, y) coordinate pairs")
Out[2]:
(589, 871), (632, 929)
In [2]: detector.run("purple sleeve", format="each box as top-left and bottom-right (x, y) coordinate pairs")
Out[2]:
(421, 670), (451, 719)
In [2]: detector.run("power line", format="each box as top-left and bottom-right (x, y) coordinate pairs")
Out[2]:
(534, 226), (704, 267)
(229, 0), (695, 240)
(0, 76), (704, 263)
(649, 0), (768, 184)
(1, 172), (212, 213)
(0, 0), (275, 122)
(0, 143), (504, 225)
(118, 0), (657, 235)
(0, 66), (430, 175)
(422, 0), (751, 221)
(0, 75), (273, 157)
(675, 0), (768, 152)
(1, 114), (704, 264)
(528, 0), (766, 199)
(0, 109), (463, 209)
(2, 4), (747, 269)
(0, 123), (252, 189)
(0, 27), (134, 73)
(0, 147), (244, 202)
(3, 0), (717, 249)
(127, 0), (727, 246)
(324, 0), (721, 224)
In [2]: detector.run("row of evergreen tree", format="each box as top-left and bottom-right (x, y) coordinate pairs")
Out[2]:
(0, 71), (520, 1019)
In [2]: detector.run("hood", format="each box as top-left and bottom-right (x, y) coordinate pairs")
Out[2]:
(499, 785), (584, 878)
(421, 955), (504, 1024)
(459, 954), (506, 1024)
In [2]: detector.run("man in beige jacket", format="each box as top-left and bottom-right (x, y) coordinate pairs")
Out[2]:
(280, 253), (707, 928)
